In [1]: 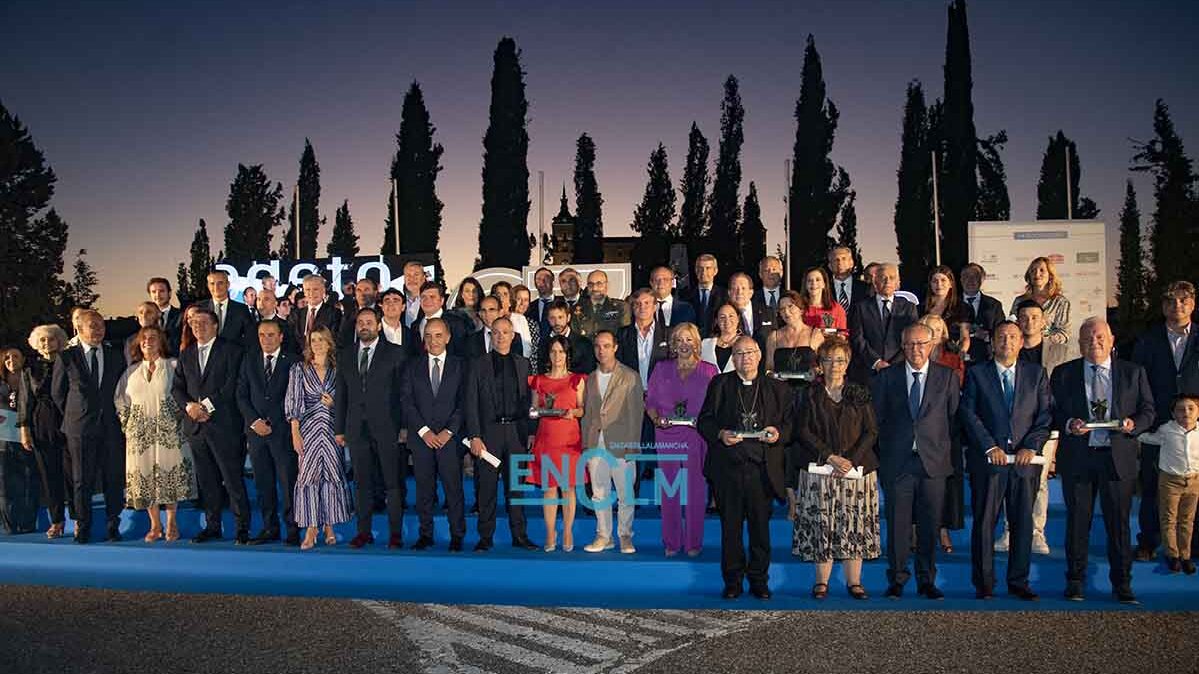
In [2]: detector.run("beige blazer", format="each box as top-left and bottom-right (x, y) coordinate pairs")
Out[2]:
(581, 362), (646, 458)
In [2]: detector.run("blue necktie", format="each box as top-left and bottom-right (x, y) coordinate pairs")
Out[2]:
(908, 371), (922, 420)
(1002, 369), (1015, 413)
(700, 288), (709, 311)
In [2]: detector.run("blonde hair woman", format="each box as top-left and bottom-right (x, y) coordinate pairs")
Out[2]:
(18, 325), (70, 537)
(1008, 257), (1070, 346)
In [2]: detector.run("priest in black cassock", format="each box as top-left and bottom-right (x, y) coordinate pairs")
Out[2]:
(698, 335), (793, 600)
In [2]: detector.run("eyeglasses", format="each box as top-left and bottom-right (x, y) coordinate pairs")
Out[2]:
(820, 357), (849, 365)
(732, 350), (759, 357)
(904, 340), (931, 348)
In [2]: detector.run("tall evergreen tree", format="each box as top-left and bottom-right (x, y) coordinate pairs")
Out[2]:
(1036, 131), (1100, 220)
(708, 75), (745, 273)
(187, 218), (214, 301)
(64, 248), (100, 308)
(677, 122), (710, 240)
(632, 143), (676, 237)
(1115, 181), (1148, 333)
(385, 82), (446, 278)
(940, 0), (978, 272)
(572, 133), (604, 263)
(975, 131), (1011, 221)
(477, 37), (531, 268)
(223, 164), (283, 262)
(836, 185), (864, 272)
(788, 35), (848, 282)
(328, 199), (360, 258)
(175, 263), (192, 306)
(893, 81), (936, 291)
(1132, 99), (1199, 297)
(280, 139), (322, 259)
(740, 183), (767, 275)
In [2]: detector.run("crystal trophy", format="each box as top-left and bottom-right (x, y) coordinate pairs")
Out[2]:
(529, 391), (566, 419)
(1083, 399), (1120, 430)
(735, 408), (768, 440)
(821, 312), (839, 334)
(665, 399), (696, 427)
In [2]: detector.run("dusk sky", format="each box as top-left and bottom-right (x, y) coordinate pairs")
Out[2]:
(3, 0), (1197, 316)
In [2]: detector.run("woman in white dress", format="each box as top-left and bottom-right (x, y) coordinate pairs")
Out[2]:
(115, 326), (197, 542)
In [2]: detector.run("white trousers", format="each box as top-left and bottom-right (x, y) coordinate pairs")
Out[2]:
(588, 456), (635, 539)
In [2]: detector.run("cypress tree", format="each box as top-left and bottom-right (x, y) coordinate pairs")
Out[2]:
(740, 183), (767, 275)
(175, 263), (191, 306)
(632, 142), (676, 237)
(1115, 181), (1148, 333)
(893, 81), (935, 291)
(708, 75), (745, 273)
(1036, 131), (1100, 220)
(940, 0), (978, 272)
(280, 139), (322, 259)
(572, 133), (604, 263)
(477, 37), (531, 268)
(328, 199), (360, 258)
(677, 122), (710, 240)
(836, 184), (864, 273)
(975, 131), (1011, 221)
(187, 218), (214, 301)
(64, 248), (100, 308)
(386, 82), (446, 278)
(223, 163), (283, 262)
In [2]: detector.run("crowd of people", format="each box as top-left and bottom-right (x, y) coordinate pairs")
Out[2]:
(1, 249), (1197, 606)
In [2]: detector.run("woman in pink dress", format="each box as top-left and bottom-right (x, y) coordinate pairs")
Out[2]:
(527, 335), (586, 552)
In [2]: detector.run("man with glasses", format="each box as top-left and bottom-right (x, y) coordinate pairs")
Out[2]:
(573, 269), (630, 338)
(848, 262), (917, 384)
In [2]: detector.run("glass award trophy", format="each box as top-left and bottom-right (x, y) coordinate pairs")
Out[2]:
(665, 399), (696, 427)
(529, 391), (566, 419)
(1083, 399), (1121, 430)
(821, 312), (839, 335)
(735, 408), (768, 440)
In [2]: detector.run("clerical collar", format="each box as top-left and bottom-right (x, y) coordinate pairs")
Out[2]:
(737, 374), (757, 386)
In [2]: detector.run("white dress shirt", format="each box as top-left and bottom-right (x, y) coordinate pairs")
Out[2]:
(1084, 357), (1114, 447)
(381, 318), (406, 346)
(81, 342), (104, 383)
(1167, 323), (1191, 370)
(1140, 421), (1199, 477)
(657, 295), (674, 325)
(738, 304), (754, 336)
(196, 337), (215, 376)
(595, 368), (614, 449)
(636, 321), (657, 389)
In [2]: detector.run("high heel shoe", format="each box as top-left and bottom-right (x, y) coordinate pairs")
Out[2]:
(301, 529), (318, 551)
(562, 534), (574, 553)
(544, 534), (558, 552)
(46, 523), (64, 539)
(324, 528), (337, 546)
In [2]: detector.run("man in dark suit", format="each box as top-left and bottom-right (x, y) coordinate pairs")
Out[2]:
(337, 277), (379, 347)
(401, 318), (467, 552)
(681, 253), (726, 336)
(289, 274), (341, 349)
(172, 308), (251, 544)
(617, 289), (669, 388)
(538, 301), (595, 374)
(147, 276), (183, 355)
(698, 336), (793, 600)
(466, 296), (524, 358)
(727, 272), (773, 348)
(412, 281), (470, 358)
(1131, 280), (1199, 561)
(960, 321), (1051, 600)
(752, 256), (785, 325)
(334, 306), (409, 549)
(827, 246), (870, 313)
(525, 267), (559, 334)
(849, 262), (918, 384)
(649, 266), (697, 329)
(236, 319), (300, 546)
(197, 269), (254, 349)
(1051, 317), (1155, 603)
(464, 316), (539, 551)
(51, 309), (126, 544)
(872, 322), (960, 600)
(960, 263), (1006, 362)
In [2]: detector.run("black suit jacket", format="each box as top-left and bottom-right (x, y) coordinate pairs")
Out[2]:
(753, 287), (784, 326)
(334, 339), (407, 446)
(236, 349), (296, 435)
(51, 342), (124, 439)
(960, 360), (1052, 478)
(871, 362), (960, 483)
(657, 296), (698, 329)
(1050, 358), (1155, 481)
(289, 301), (342, 349)
(697, 373), (793, 498)
(172, 337), (245, 442)
(198, 298), (254, 349)
(401, 353), (466, 442)
(413, 311), (471, 358)
(732, 300), (775, 348)
(616, 322), (669, 382)
(160, 305), (183, 356)
(681, 285), (727, 336)
(848, 294), (918, 383)
(464, 351), (532, 442)
(525, 296), (560, 334)
(963, 293), (1006, 361)
(1131, 322), (1199, 428)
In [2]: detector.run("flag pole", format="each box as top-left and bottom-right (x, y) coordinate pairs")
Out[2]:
(931, 150), (942, 266)
(782, 158), (791, 291)
(392, 178), (400, 255)
(294, 184), (300, 258)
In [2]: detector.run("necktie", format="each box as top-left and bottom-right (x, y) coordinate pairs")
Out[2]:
(969, 296), (979, 315)
(700, 288), (709, 310)
(1091, 364), (1110, 445)
(838, 283), (848, 308)
(881, 298), (892, 324)
(742, 310), (752, 335)
(159, 310), (167, 330)
(305, 307), (315, 337)
(908, 371), (922, 420)
(265, 354), (275, 381)
(768, 290), (777, 310)
(217, 302), (226, 332)
(359, 346), (371, 381)
(484, 329), (492, 353)
(431, 356), (442, 396)
(1001, 369), (1014, 413)
(656, 300), (666, 327)
(198, 344), (209, 376)
(88, 348), (100, 387)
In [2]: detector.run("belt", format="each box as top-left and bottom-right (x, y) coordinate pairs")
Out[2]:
(494, 417), (519, 424)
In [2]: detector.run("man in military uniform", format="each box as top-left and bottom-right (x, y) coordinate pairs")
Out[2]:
(572, 270), (630, 338)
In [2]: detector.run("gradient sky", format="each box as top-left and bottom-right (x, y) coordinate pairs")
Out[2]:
(2, 0), (1196, 316)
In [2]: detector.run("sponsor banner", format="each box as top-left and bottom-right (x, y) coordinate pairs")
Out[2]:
(214, 254), (436, 301)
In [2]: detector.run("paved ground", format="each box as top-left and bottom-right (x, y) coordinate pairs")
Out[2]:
(1, 585), (1196, 674)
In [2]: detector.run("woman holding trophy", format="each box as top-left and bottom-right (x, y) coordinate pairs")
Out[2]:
(527, 335), (586, 552)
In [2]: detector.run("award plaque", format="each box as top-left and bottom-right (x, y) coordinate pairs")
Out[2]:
(529, 392), (567, 419)
(771, 370), (813, 382)
(665, 399), (696, 427)
(1082, 420), (1122, 430)
(821, 314), (839, 334)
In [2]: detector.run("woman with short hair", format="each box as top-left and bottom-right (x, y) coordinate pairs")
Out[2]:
(18, 324), (70, 538)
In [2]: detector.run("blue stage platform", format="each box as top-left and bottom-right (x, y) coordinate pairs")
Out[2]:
(2, 481), (1197, 611)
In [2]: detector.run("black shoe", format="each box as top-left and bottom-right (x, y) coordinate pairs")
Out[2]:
(1134, 546), (1155, 562)
(512, 535), (539, 551)
(1168, 557), (1182, 574)
(284, 530), (301, 547)
(411, 536), (435, 550)
(74, 531), (90, 545)
(721, 583), (743, 600)
(884, 584), (903, 600)
(469, 503), (479, 516)
(105, 522), (121, 542)
(473, 538), (493, 552)
(918, 584), (944, 600)
(249, 529), (280, 546)
(749, 584), (772, 600)
(449, 537), (463, 552)
(234, 530), (250, 545)
(191, 528), (222, 544)
(1064, 582), (1085, 601)
(975, 585), (994, 600)
(1113, 587), (1138, 604)
(1007, 585), (1040, 601)
(1182, 559), (1197, 575)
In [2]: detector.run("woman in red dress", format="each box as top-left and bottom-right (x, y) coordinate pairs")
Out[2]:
(528, 335), (586, 552)
(799, 267), (848, 335)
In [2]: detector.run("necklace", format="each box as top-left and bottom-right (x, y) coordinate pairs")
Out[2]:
(736, 377), (762, 431)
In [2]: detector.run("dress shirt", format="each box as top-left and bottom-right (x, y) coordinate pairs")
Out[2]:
(482, 326), (493, 353)
(636, 322), (656, 389)
(595, 368), (614, 449)
(963, 294), (981, 319)
(738, 303), (754, 336)
(1084, 357), (1113, 447)
(656, 295), (674, 325)
(418, 352), (451, 439)
(417, 308), (444, 337)
(357, 338), (379, 373)
(905, 360), (930, 451)
(196, 337), (215, 376)
(1167, 322), (1191, 370)
(214, 299), (228, 330)
(876, 294), (895, 320)
(833, 276), (854, 307)
(404, 292), (422, 326)
(763, 286), (780, 309)
(262, 348), (281, 373)
(1139, 421), (1199, 477)
(381, 318), (406, 346)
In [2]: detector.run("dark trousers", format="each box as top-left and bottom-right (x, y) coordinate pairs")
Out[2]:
(247, 431), (298, 534)
(1061, 468), (1135, 590)
(475, 423), (528, 542)
(31, 438), (66, 524)
(64, 432), (124, 530)
(412, 436), (466, 540)
(970, 466), (1038, 590)
(0, 447), (39, 534)
(884, 453), (946, 588)
(191, 431), (251, 533)
(1137, 443), (1161, 552)
(348, 429), (405, 537)
(715, 461), (773, 587)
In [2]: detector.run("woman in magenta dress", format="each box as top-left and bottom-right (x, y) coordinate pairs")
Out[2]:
(646, 322), (717, 556)
(528, 335), (586, 552)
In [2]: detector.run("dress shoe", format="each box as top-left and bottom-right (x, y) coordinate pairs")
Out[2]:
(721, 583), (743, 600)
(1182, 559), (1197, 575)
(411, 536), (435, 550)
(1167, 557), (1182, 574)
(1134, 546), (1156, 562)
(917, 584), (944, 600)
(512, 535), (539, 551)
(1113, 587), (1138, 604)
(1064, 582), (1085, 601)
(749, 584), (772, 600)
(884, 584), (903, 600)
(619, 536), (636, 554)
(105, 522), (122, 542)
(473, 538), (493, 552)
(448, 537), (463, 552)
(348, 533), (375, 549)
(1008, 585), (1039, 601)
(975, 585), (994, 600)
(284, 530), (301, 547)
(248, 529), (280, 546)
(1031, 532), (1050, 555)
(387, 533), (404, 549)
(584, 536), (613, 553)
(191, 528), (222, 544)
(233, 530), (251, 545)
(74, 531), (90, 545)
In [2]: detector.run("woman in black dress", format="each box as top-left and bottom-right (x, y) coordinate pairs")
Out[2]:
(2, 346), (38, 534)
(16, 324), (69, 538)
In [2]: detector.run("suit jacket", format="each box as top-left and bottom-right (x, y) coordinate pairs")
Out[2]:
(401, 353), (465, 443)
(960, 360), (1051, 478)
(828, 275), (870, 312)
(580, 363), (645, 458)
(160, 305), (183, 356)
(171, 337), (245, 442)
(1050, 357), (1155, 481)
(235, 348), (296, 436)
(538, 329), (596, 374)
(616, 322), (669, 383)
(51, 342), (125, 440)
(753, 286), (784, 323)
(871, 361), (960, 483)
(334, 339), (407, 446)
(413, 310), (471, 358)
(681, 284), (727, 336)
(848, 294), (918, 383)
(657, 296), (697, 329)
(198, 298), (254, 349)
(463, 351), (532, 442)
(963, 293), (1005, 361)
(337, 302), (376, 347)
(1131, 322), (1199, 428)
(525, 295), (560, 334)
(733, 300), (775, 347)
(697, 373), (793, 498)
(289, 301), (342, 349)
(464, 328), (525, 360)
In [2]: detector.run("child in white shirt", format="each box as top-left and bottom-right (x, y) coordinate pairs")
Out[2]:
(1138, 394), (1199, 574)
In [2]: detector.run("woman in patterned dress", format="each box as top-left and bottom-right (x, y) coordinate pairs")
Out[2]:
(114, 326), (197, 543)
(286, 327), (351, 550)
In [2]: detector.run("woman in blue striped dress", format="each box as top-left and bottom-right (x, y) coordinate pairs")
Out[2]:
(286, 327), (351, 550)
